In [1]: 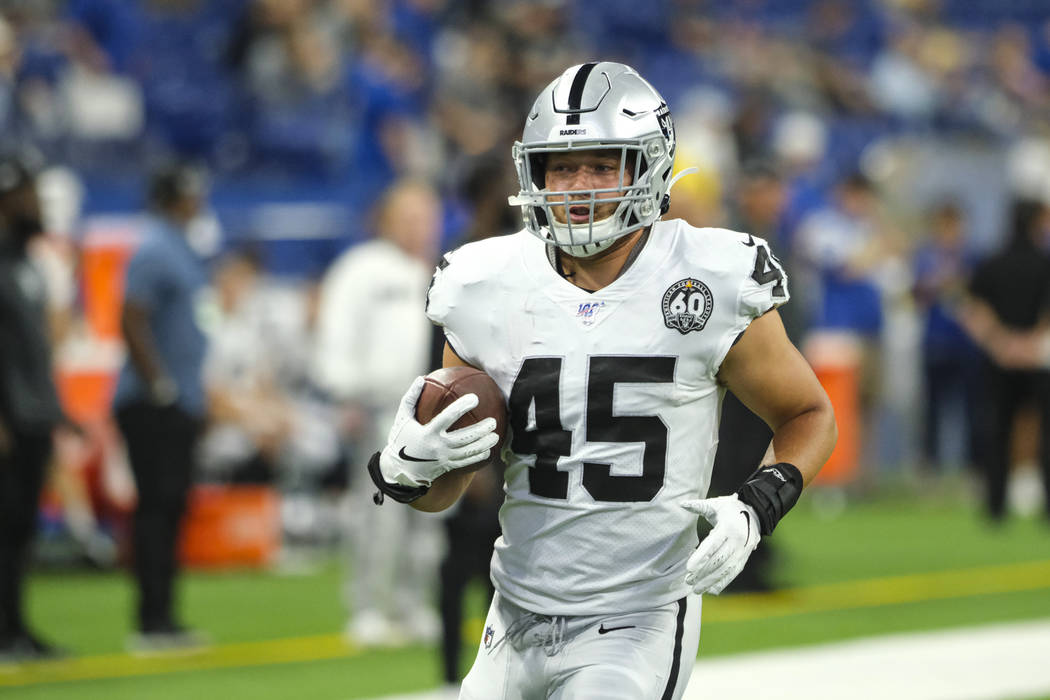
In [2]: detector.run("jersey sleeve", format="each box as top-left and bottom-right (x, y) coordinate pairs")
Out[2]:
(424, 248), (476, 366)
(740, 236), (790, 318)
(708, 232), (791, 377)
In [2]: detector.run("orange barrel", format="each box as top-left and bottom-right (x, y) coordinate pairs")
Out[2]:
(54, 368), (118, 426)
(803, 331), (861, 485)
(80, 221), (141, 341)
(178, 485), (281, 569)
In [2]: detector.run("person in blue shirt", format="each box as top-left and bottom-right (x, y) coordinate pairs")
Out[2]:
(112, 164), (209, 651)
(912, 202), (981, 472)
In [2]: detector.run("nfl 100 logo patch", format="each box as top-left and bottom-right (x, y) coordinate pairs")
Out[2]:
(575, 300), (606, 326)
(662, 277), (713, 334)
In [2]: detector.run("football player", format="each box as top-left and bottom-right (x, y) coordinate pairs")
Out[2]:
(368, 62), (837, 699)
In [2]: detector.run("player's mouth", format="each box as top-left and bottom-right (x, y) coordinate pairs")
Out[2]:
(568, 205), (592, 223)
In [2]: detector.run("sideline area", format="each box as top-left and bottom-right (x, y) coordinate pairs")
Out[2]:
(3, 559), (1049, 693)
(682, 618), (1050, 700)
(374, 619), (1050, 700)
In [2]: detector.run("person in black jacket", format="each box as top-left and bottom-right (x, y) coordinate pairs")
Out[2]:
(0, 155), (66, 660)
(963, 198), (1050, 522)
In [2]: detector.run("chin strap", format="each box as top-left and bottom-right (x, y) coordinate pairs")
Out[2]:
(548, 215), (623, 258)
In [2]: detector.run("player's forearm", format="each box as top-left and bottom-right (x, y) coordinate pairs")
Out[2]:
(768, 398), (837, 488)
(409, 470), (476, 513)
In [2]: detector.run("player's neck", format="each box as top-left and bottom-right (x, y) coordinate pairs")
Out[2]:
(557, 228), (649, 292)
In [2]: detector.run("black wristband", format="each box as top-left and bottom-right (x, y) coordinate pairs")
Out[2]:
(735, 462), (804, 536)
(367, 451), (430, 505)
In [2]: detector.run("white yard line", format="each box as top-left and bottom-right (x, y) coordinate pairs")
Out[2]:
(683, 618), (1050, 700)
(370, 619), (1050, 700)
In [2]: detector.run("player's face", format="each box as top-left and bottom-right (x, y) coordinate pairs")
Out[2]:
(544, 150), (632, 225)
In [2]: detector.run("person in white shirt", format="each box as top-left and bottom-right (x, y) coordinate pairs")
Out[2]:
(314, 178), (444, 646)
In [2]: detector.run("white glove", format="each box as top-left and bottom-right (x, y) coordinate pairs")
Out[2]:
(682, 495), (761, 595)
(378, 376), (500, 488)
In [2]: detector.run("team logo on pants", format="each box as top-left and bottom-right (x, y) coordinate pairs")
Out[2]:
(662, 278), (713, 334)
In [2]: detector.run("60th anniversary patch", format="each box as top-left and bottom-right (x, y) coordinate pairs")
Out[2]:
(662, 277), (713, 334)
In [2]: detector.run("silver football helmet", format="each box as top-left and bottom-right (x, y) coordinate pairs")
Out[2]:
(509, 62), (683, 258)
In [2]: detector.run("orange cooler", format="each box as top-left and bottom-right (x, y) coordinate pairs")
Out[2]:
(803, 332), (860, 485)
(178, 485), (281, 569)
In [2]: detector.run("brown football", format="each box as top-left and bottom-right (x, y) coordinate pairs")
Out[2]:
(415, 366), (508, 473)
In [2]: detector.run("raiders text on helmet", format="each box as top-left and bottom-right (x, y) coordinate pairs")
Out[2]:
(509, 62), (684, 257)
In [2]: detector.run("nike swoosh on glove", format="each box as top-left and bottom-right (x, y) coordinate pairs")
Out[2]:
(682, 495), (761, 595)
(378, 376), (499, 488)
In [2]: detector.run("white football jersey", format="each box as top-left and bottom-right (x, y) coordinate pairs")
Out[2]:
(425, 219), (789, 615)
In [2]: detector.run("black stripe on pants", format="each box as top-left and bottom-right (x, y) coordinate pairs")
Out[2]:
(660, 596), (688, 700)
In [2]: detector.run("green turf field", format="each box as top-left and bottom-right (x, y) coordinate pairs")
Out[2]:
(4, 487), (1049, 699)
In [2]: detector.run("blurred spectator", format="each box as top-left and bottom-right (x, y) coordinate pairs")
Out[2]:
(199, 248), (343, 491)
(230, 0), (352, 177)
(449, 155), (518, 247)
(0, 153), (67, 660)
(69, 0), (245, 164)
(795, 172), (896, 468)
(345, 31), (431, 206)
(771, 110), (833, 239)
(805, 0), (879, 116)
(313, 178), (443, 647)
(796, 172), (890, 340)
(32, 166), (84, 346)
(112, 163), (210, 651)
(0, 15), (26, 148)
(733, 161), (797, 332)
(432, 20), (517, 166)
(962, 198), (1050, 523)
(868, 22), (939, 123)
(911, 201), (981, 472)
(198, 248), (285, 484)
(664, 89), (735, 228)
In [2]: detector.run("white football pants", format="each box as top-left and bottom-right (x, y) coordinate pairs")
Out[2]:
(460, 591), (701, 699)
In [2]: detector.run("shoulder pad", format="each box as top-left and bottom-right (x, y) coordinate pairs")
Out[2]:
(425, 234), (521, 327)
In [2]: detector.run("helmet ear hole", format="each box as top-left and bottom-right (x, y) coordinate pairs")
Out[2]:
(529, 154), (546, 189)
(636, 153), (649, 179)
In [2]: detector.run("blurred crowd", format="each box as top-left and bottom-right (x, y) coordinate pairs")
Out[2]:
(0, 0), (1047, 209)
(0, 0), (1049, 681)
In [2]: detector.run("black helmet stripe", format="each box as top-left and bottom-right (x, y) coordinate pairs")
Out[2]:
(565, 62), (598, 125)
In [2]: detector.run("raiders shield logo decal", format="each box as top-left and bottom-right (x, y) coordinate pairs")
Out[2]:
(662, 278), (713, 334)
